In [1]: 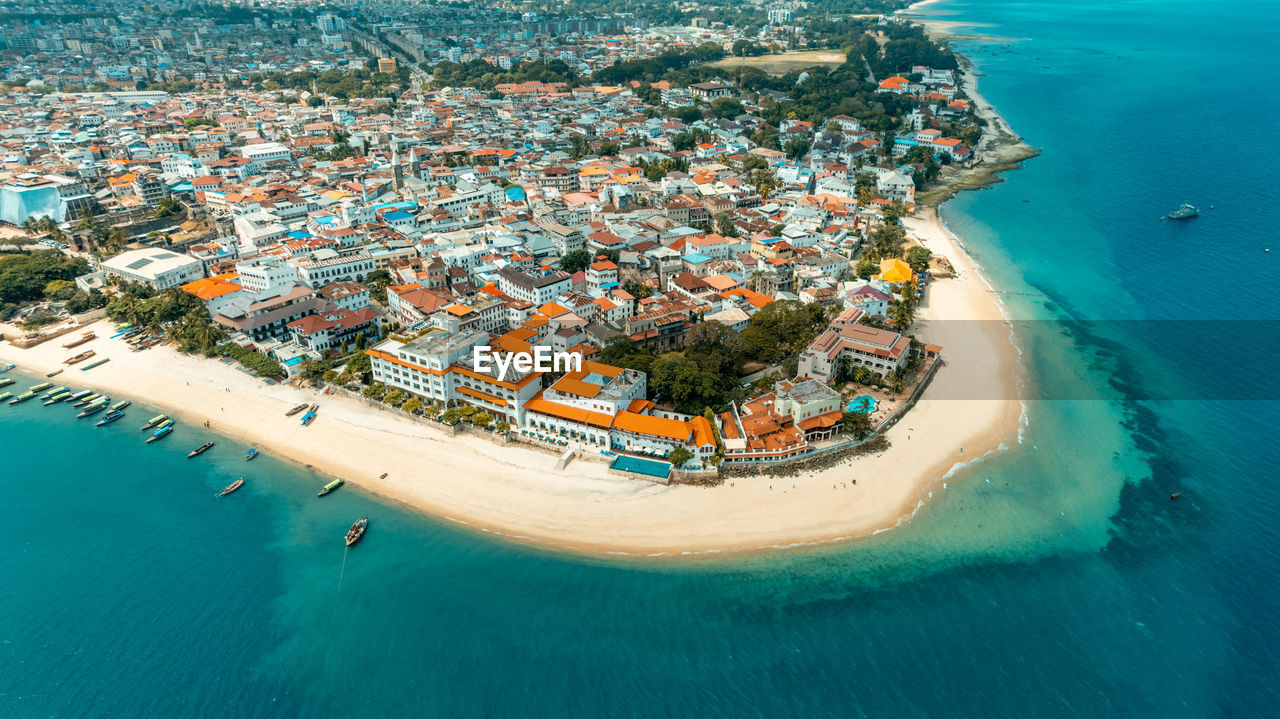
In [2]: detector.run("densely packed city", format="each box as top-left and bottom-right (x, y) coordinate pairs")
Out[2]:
(0, 0), (990, 480)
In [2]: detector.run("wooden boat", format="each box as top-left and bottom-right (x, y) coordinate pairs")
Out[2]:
(245, 448), (259, 461)
(1171, 492), (1181, 500)
(43, 392), (71, 405)
(29, 382), (52, 392)
(62, 332), (96, 348)
(187, 441), (215, 459)
(67, 389), (92, 401)
(110, 400), (131, 411)
(40, 386), (68, 399)
(80, 358), (110, 371)
(140, 414), (167, 430)
(153, 419), (173, 430)
(0, 377), (13, 388)
(146, 425), (173, 443)
(0, 391), (11, 403)
(345, 518), (368, 547)
(45, 369), (63, 378)
(0, 363), (13, 372)
(317, 478), (344, 497)
(300, 410), (317, 426)
(96, 410), (125, 427)
(218, 479), (245, 497)
(77, 403), (108, 418)
(9, 391), (36, 404)
(64, 350), (96, 365)
(74, 393), (100, 407)
(285, 403), (309, 417)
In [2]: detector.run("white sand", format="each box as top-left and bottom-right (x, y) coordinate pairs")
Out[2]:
(0, 223), (1021, 558)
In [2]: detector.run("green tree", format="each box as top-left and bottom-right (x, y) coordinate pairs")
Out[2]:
(710, 97), (743, 119)
(714, 213), (740, 238)
(153, 196), (181, 219)
(401, 397), (424, 414)
(905, 246), (933, 273)
(785, 137), (811, 161)
(842, 410), (873, 439)
(668, 447), (694, 468)
(558, 249), (592, 274)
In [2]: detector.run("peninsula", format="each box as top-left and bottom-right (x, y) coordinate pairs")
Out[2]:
(0, 6), (1027, 555)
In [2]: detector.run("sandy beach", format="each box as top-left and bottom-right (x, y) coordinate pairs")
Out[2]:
(0, 212), (1021, 557)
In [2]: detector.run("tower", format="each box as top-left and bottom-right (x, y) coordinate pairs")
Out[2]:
(391, 143), (403, 193)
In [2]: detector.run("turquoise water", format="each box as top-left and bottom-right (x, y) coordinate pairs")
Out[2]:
(848, 394), (876, 413)
(609, 454), (672, 478)
(4, 0), (1280, 715)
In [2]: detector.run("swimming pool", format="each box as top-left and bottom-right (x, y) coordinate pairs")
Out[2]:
(610, 455), (672, 479)
(848, 394), (876, 413)
(283, 357), (305, 367)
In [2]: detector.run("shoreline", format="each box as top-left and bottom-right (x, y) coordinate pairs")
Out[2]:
(0, 212), (1023, 559)
(0, 30), (1032, 560)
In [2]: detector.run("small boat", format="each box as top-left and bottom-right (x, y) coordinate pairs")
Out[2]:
(187, 441), (215, 459)
(0, 377), (12, 388)
(153, 419), (173, 430)
(0, 391), (11, 403)
(64, 350), (96, 364)
(45, 369), (63, 378)
(147, 425), (173, 443)
(1171, 492), (1181, 500)
(300, 410), (317, 426)
(40, 386), (68, 399)
(219, 479), (245, 497)
(29, 382), (52, 392)
(317, 478), (344, 497)
(62, 332), (96, 348)
(245, 448), (259, 461)
(80, 358), (110, 371)
(1166, 202), (1198, 220)
(67, 389), (92, 401)
(43, 392), (71, 405)
(9, 391), (36, 404)
(96, 410), (125, 426)
(77, 403), (108, 418)
(140, 414), (168, 430)
(379, 473), (388, 479)
(285, 403), (309, 417)
(345, 518), (368, 547)
(0, 363), (14, 372)
(73, 393), (100, 407)
(110, 400), (131, 411)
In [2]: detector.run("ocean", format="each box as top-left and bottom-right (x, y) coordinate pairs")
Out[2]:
(3, 0), (1279, 715)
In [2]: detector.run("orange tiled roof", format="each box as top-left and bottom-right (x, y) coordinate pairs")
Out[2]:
(612, 411), (692, 441)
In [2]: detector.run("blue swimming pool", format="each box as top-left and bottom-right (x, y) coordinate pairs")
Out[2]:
(610, 455), (671, 479)
(283, 357), (304, 367)
(848, 394), (876, 413)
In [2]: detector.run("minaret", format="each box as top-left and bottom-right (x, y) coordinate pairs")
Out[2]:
(391, 142), (403, 192)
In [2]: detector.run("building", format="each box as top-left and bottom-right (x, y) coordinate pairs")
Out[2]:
(0, 173), (94, 225)
(287, 306), (380, 352)
(367, 327), (543, 424)
(377, 57), (397, 74)
(796, 307), (912, 381)
(689, 82), (732, 100)
(295, 251), (374, 287)
(767, 7), (795, 24)
(100, 248), (204, 290)
(496, 265), (572, 305)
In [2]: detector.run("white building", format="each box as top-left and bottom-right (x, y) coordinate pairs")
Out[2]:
(101, 248), (204, 290)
